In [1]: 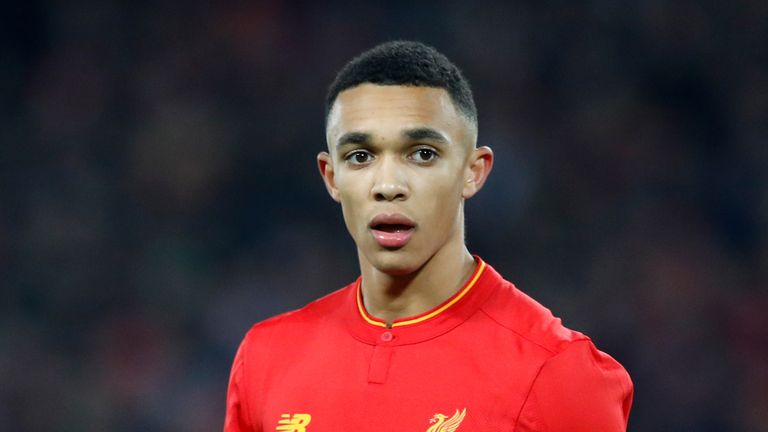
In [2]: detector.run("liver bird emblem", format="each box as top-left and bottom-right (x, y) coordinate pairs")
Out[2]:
(426, 408), (466, 432)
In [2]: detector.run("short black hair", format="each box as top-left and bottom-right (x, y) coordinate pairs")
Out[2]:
(326, 41), (477, 125)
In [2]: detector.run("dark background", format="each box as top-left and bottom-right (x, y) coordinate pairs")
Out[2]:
(2, 1), (766, 431)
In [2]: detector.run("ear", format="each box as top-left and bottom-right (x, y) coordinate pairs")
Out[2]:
(317, 152), (340, 202)
(462, 146), (494, 199)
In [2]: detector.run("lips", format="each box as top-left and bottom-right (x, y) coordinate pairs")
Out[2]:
(369, 213), (416, 248)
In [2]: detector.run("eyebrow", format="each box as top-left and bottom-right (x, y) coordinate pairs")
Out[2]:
(336, 131), (371, 148)
(335, 127), (450, 149)
(403, 127), (450, 144)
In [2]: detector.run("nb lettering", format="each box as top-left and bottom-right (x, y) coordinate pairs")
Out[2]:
(276, 413), (312, 432)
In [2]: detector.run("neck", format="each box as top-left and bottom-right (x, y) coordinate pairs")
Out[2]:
(358, 236), (477, 325)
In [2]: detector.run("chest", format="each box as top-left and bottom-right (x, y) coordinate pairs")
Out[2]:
(249, 332), (542, 431)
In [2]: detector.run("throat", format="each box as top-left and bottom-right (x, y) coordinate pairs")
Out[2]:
(359, 251), (477, 324)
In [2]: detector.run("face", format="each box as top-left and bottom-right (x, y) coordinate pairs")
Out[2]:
(319, 84), (493, 275)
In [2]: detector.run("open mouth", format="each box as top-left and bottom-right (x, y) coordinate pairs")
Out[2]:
(369, 214), (416, 248)
(371, 223), (414, 233)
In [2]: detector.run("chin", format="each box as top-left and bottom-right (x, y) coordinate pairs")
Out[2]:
(366, 249), (425, 276)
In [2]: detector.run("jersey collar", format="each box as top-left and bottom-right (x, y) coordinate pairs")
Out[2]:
(345, 257), (500, 345)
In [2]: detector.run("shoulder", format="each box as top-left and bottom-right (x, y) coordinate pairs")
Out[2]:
(479, 276), (588, 355)
(516, 339), (633, 431)
(241, 282), (353, 346)
(478, 275), (633, 431)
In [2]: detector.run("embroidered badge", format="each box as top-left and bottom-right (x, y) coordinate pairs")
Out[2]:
(276, 413), (312, 431)
(426, 408), (466, 432)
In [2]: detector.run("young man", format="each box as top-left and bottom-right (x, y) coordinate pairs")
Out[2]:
(225, 41), (633, 432)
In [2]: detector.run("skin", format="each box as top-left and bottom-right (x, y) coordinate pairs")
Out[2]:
(318, 84), (493, 324)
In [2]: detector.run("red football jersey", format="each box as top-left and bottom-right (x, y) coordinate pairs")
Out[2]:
(225, 259), (633, 431)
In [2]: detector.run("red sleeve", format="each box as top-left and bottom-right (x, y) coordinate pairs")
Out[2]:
(224, 341), (255, 432)
(516, 340), (633, 432)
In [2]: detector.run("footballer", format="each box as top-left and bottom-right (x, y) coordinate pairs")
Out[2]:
(224, 41), (633, 432)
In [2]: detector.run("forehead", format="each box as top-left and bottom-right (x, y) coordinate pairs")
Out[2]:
(326, 84), (474, 147)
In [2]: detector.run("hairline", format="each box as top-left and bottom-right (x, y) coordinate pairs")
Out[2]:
(325, 83), (478, 131)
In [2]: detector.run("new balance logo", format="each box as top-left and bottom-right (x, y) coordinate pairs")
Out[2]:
(276, 413), (312, 431)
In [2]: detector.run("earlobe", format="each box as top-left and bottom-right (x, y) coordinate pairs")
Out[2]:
(462, 146), (494, 199)
(317, 152), (340, 202)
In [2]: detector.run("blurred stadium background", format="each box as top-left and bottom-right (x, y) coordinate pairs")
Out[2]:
(1, 1), (766, 431)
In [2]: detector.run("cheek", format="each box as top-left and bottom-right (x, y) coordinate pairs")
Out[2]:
(416, 174), (464, 224)
(337, 181), (368, 235)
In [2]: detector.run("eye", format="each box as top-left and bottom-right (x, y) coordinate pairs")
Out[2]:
(345, 150), (374, 166)
(410, 148), (438, 164)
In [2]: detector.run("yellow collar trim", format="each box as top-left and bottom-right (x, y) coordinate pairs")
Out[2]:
(356, 260), (487, 328)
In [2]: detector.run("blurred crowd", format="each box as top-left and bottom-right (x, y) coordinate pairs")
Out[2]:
(1, 1), (766, 431)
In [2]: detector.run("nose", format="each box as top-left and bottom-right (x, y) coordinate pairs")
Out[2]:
(371, 155), (409, 201)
